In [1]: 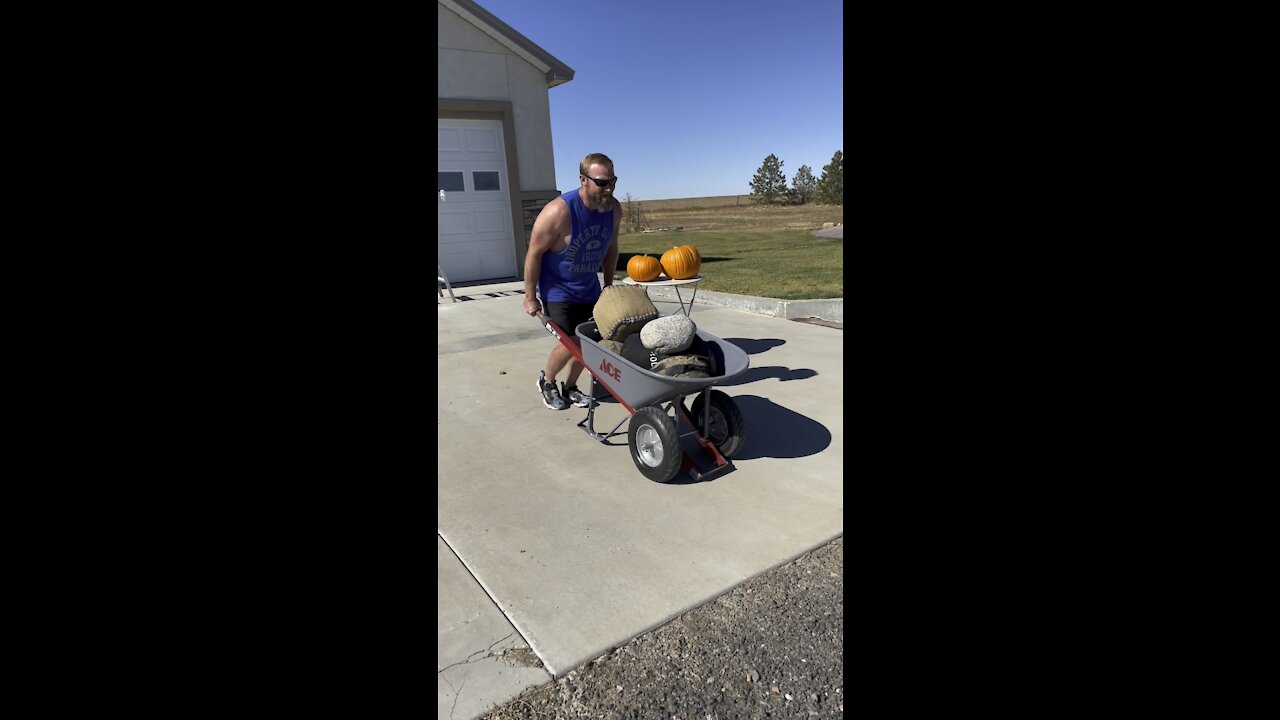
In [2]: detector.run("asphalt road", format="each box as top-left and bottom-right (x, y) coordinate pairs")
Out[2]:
(478, 536), (844, 719)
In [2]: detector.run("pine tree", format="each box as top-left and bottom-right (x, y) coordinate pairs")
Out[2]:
(816, 150), (843, 205)
(791, 165), (817, 205)
(748, 154), (788, 205)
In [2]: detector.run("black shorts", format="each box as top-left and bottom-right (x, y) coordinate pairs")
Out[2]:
(541, 300), (594, 337)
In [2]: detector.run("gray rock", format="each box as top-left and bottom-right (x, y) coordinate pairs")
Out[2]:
(640, 313), (696, 354)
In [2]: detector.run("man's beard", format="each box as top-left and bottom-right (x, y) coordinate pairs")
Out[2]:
(589, 191), (611, 211)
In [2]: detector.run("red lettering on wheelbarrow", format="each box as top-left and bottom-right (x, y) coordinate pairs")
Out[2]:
(599, 358), (622, 381)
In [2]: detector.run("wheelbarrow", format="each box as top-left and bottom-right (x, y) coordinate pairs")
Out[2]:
(538, 314), (749, 483)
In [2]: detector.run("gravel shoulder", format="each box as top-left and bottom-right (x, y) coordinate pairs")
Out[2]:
(479, 537), (844, 719)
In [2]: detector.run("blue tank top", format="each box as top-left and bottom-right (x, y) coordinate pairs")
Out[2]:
(538, 188), (615, 304)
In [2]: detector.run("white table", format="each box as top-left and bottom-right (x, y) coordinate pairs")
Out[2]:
(622, 274), (703, 316)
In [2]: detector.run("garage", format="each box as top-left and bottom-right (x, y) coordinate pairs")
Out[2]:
(438, 0), (574, 288)
(438, 118), (516, 283)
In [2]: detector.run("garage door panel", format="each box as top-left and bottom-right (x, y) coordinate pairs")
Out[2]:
(465, 127), (500, 154)
(474, 209), (506, 234)
(438, 118), (516, 283)
(439, 249), (480, 283)
(438, 209), (474, 238)
(480, 246), (513, 279)
(438, 128), (463, 153)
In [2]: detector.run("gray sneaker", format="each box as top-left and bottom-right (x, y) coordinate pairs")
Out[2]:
(562, 382), (595, 408)
(538, 371), (566, 410)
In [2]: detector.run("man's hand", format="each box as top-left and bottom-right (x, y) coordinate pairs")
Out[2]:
(523, 296), (542, 317)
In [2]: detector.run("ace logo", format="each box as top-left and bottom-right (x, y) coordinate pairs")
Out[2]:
(599, 358), (622, 382)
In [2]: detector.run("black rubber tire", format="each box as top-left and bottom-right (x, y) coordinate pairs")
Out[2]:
(689, 390), (747, 458)
(628, 406), (683, 483)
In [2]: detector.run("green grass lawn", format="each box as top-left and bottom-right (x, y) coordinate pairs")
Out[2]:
(616, 230), (843, 300)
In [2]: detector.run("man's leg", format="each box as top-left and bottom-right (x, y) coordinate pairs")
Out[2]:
(537, 298), (573, 410)
(536, 345), (570, 410)
(541, 299), (575, 388)
(560, 302), (594, 405)
(545, 344), (575, 383)
(564, 356), (586, 386)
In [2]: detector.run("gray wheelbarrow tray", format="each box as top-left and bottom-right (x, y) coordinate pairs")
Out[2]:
(539, 314), (749, 483)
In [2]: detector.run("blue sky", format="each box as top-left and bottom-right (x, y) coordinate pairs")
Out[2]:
(470, 0), (844, 202)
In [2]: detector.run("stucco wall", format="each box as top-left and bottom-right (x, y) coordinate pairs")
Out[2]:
(438, 4), (558, 193)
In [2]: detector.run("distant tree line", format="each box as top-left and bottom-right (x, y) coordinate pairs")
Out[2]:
(748, 150), (842, 205)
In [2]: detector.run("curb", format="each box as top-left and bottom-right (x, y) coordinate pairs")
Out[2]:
(641, 285), (843, 324)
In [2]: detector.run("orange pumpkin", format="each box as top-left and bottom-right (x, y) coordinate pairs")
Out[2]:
(626, 254), (662, 282)
(684, 244), (701, 266)
(660, 244), (702, 279)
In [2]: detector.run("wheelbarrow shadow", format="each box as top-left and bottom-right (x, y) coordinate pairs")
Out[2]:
(664, 394), (833, 484)
(725, 395), (832, 460)
(716, 366), (817, 385)
(723, 338), (785, 355)
(716, 338), (816, 385)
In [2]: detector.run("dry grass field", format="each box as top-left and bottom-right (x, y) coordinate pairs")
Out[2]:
(620, 195), (843, 234)
(610, 195), (843, 299)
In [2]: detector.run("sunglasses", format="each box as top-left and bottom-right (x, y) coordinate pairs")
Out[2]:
(583, 175), (618, 188)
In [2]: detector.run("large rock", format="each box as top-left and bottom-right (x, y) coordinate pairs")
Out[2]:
(640, 313), (695, 355)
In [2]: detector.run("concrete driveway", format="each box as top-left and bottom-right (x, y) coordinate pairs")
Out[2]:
(438, 282), (843, 719)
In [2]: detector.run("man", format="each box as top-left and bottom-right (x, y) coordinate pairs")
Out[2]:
(522, 153), (622, 410)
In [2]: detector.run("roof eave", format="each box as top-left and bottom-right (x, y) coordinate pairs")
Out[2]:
(444, 0), (576, 88)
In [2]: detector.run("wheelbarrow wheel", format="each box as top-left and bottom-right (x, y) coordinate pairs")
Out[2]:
(690, 389), (746, 458)
(628, 406), (683, 483)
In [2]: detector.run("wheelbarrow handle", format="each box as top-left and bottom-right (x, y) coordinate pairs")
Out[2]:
(534, 309), (567, 336)
(537, 312), (566, 341)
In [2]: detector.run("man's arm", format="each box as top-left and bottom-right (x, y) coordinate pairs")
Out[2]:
(601, 198), (622, 288)
(523, 199), (567, 316)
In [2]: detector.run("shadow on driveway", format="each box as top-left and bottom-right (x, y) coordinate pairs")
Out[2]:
(723, 338), (786, 355)
(718, 366), (817, 385)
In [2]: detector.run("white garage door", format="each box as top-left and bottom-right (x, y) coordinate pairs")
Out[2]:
(438, 119), (517, 284)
